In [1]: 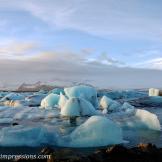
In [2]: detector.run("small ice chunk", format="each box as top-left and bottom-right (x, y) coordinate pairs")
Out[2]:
(149, 88), (160, 96)
(100, 96), (121, 112)
(0, 93), (24, 102)
(121, 102), (135, 113)
(40, 93), (60, 109)
(68, 116), (123, 147)
(25, 94), (46, 106)
(135, 109), (161, 131)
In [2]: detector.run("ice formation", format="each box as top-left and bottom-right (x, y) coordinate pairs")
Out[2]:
(0, 126), (50, 146)
(25, 94), (46, 106)
(121, 102), (135, 112)
(40, 93), (60, 109)
(64, 85), (99, 108)
(68, 116), (123, 147)
(2, 100), (28, 107)
(61, 97), (96, 117)
(60, 97), (96, 117)
(0, 93), (24, 102)
(100, 96), (121, 112)
(58, 93), (68, 109)
(149, 88), (161, 96)
(135, 109), (161, 131)
(49, 88), (64, 95)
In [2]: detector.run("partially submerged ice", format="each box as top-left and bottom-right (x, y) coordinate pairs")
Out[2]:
(61, 97), (96, 117)
(49, 88), (64, 95)
(64, 85), (99, 108)
(149, 88), (162, 96)
(25, 94), (46, 106)
(58, 93), (68, 109)
(135, 109), (161, 131)
(114, 109), (161, 131)
(100, 96), (121, 112)
(40, 93), (60, 109)
(68, 116), (123, 147)
(0, 126), (51, 146)
(0, 93), (24, 102)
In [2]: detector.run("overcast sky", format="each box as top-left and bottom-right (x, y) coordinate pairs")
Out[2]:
(0, 0), (162, 89)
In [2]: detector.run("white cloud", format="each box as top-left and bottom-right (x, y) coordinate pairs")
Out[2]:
(0, 0), (162, 40)
(136, 58), (162, 70)
(0, 41), (39, 59)
(0, 51), (162, 89)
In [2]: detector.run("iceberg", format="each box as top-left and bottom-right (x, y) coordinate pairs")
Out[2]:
(114, 109), (161, 131)
(121, 102), (135, 113)
(100, 96), (121, 112)
(64, 85), (99, 108)
(135, 109), (161, 131)
(68, 116), (123, 147)
(149, 88), (162, 96)
(40, 93), (60, 109)
(61, 97), (96, 117)
(0, 126), (50, 146)
(25, 94), (46, 106)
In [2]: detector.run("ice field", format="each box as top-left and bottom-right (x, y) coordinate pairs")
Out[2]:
(0, 85), (162, 148)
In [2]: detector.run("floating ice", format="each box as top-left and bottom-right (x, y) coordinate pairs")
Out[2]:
(64, 85), (98, 108)
(0, 126), (50, 146)
(149, 88), (161, 96)
(25, 94), (46, 106)
(2, 100), (29, 107)
(135, 109), (161, 131)
(98, 90), (147, 100)
(58, 93), (68, 109)
(114, 109), (161, 131)
(49, 88), (64, 95)
(121, 102), (135, 113)
(61, 97), (96, 117)
(67, 116), (123, 147)
(40, 93), (60, 109)
(0, 93), (24, 102)
(100, 96), (121, 112)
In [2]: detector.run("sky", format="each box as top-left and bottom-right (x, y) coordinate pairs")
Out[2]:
(0, 0), (162, 89)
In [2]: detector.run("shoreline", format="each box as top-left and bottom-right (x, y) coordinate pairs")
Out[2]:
(1, 143), (161, 162)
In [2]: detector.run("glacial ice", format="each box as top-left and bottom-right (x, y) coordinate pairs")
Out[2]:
(98, 90), (147, 100)
(113, 109), (161, 131)
(100, 96), (121, 112)
(149, 88), (160, 96)
(25, 94), (46, 106)
(49, 88), (64, 95)
(64, 85), (99, 108)
(58, 93), (68, 109)
(40, 93), (60, 109)
(0, 126), (51, 146)
(0, 93), (24, 102)
(67, 116), (123, 147)
(61, 97), (96, 117)
(135, 109), (161, 131)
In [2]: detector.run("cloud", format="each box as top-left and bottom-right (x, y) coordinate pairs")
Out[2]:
(136, 57), (162, 70)
(24, 0), (162, 40)
(0, 41), (39, 59)
(0, 51), (162, 89)
(0, 0), (162, 40)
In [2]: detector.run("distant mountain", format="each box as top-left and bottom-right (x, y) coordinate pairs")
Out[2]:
(17, 81), (55, 92)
